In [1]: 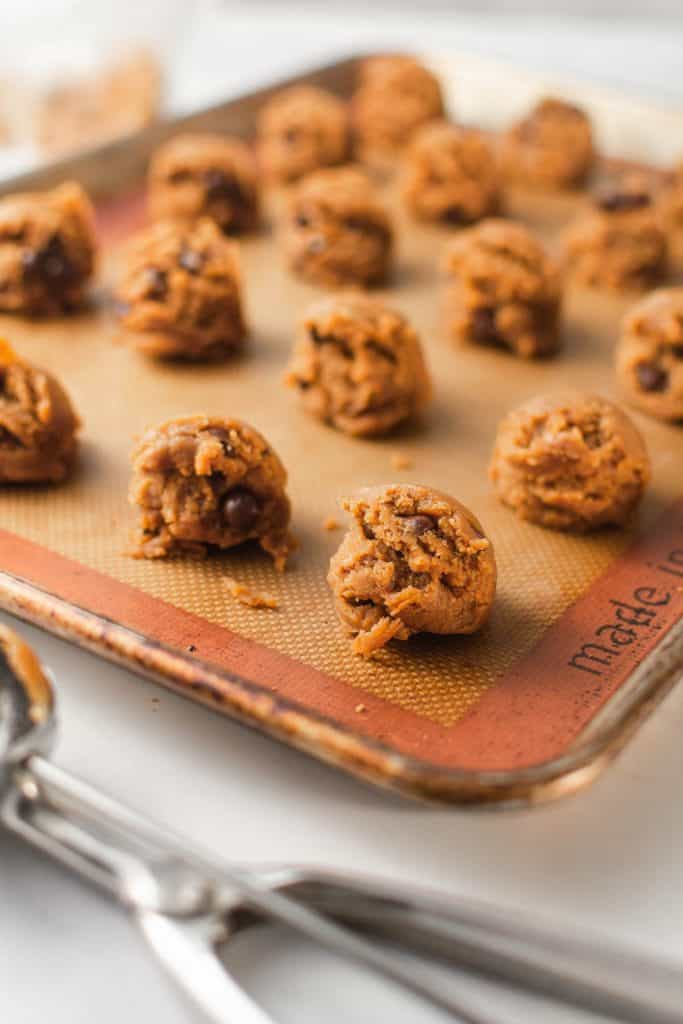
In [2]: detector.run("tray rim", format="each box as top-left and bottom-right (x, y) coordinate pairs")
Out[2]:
(0, 52), (682, 807)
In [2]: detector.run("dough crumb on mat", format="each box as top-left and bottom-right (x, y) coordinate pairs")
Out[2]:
(352, 616), (406, 658)
(323, 516), (340, 531)
(390, 451), (413, 470)
(224, 576), (279, 610)
(355, 703), (367, 713)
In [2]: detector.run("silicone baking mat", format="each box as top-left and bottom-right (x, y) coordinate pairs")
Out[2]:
(0, 55), (682, 805)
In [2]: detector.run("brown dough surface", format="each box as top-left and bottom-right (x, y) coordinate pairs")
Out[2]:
(617, 288), (683, 422)
(660, 161), (683, 231)
(147, 133), (260, 235)
(0, 182), (97, 315)
(0, 338), (80, 482)
(116, 218), (246, 360)
(257, 85), (350, 184)
(129, 415), (293, 568)
(283, 166), (392, 288)
(499, 97), (595, 189)
(443, 218), (562, 358)
(402, 121), (500, 225)
(284, 293), (431, 436)
(352, 56), (445, 158)
(561, 182), (667, 291)
(489, 393), (650, 532)
(328, 484), (496, 657)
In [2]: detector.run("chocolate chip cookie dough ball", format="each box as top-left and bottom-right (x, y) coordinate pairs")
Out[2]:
(490, 394), (650, 532)
(147, 133), (259, 235)
(284, 294), (431, 436)
(129, 415), (293, 567)
(284, 167), (392, 288)
(562, 181), (667, 291)
(328, 484), (496, 657)
(116, 218), (246, 360)
(499, 97), (595, 189)
(352, 56), (445, 158)
(402, 121), (500, 226)
(0, 338), (80, 482)
(0, 182), (96, 315)
(257, 85), (350, 184)
(617, 288), (683, 422)
(443, 219), (562, 358)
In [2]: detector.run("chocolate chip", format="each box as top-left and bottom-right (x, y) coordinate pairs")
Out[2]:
(179, 247), (204, 274)
(441, 205), (466, 225)
(636, 362), (668, 392)
(223, 488), (261, 532)
(671, 344), (683, 359)
(168, 169), (191, 184)
(22, 234), (77, 286)
(294, 213), (310, 228)
(203, 168), (243, 205)
(597, 191), (651, 213)
(310, 327), (352, 358)
(206, 427), (236, 457)
(365, 339), (398, 363)
(143, 267), (167, 299)
(187, 644), (197, 653)
(285, 127), (300, 144)
(402, 515), (433, 535)
(470, 307), (498, 343)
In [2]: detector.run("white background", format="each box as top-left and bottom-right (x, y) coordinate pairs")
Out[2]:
(2, 4), (683, 1023)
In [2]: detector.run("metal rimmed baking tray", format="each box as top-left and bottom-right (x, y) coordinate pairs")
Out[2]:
(0, 53), (681, 806)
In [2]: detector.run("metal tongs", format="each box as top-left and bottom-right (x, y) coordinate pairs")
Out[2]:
(1, 623), (682, 1024)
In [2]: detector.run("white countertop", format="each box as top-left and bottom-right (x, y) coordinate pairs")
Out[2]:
(3, 7), (683, 1023)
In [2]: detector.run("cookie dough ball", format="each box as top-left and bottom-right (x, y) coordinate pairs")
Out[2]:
(499, 97), (595, 189)
(617, 288), (683, 422)
(129, 415), (293, 567)
(0, 181), (96, 315)
(116, 218), (246, 360)
(402, 121), (500, 226)
(283, 167), (392, 288)
(147, 133), (259, 235)
(285, 294), (431, 436)
(562, 181), (667, 291)
(0, 338), (80, 482)
(443, 219), (562, 358)
(352, 56), (445, 158)
(490, 394), (650, 532)
(328, 484), (496, 656)
(257, 85), (350, 184)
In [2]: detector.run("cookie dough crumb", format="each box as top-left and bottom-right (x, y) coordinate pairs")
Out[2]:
(323, 516), (340, 531)
(0, 181), (97, 315)
(257, 85), (350, 184)
(0, 337), (81, 482)
(283, 166), (393, 289)
(285, 293), (430, 435)
(116, 218), (246, 360)
(390, 452), (413, 470)
(148, 133), (259, 235)
(355, 702), (368, 713)
(328, 484), (497, 656)
(617, 287), (683, 422)
(490, 393), (651, 532)
(224, 576), (279, 610)
(444, 219), (562, 358)
(402, 121), (500, 225)
(499, 97), (595, 189)
(562, 178), (667, 291)
(187, 644), (197, 653)
(129, 415), (293, 567)
(352, 56), (445, 158)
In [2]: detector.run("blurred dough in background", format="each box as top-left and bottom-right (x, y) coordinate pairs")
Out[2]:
(36, 49), (163, 156)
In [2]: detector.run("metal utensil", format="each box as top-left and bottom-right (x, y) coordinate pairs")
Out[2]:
(3, 623), (683, 1024)
(0, 623), (492, 1024)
